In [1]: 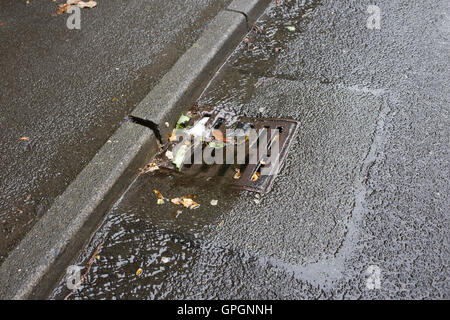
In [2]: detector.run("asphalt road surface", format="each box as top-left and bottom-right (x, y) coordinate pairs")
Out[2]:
(0, 0), (231, 263)
(51, 0), (448, 299)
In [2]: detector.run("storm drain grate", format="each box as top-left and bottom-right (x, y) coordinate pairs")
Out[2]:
(154, 106), (299, 194)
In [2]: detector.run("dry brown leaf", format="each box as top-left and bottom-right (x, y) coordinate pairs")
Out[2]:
(56, 3), (69, 14)
(173, 209), (182, 217)
(140, 162), (159, 175)
(24, 194), (31, 202)
(187, 201), (200, 209)
(233, 168), (241, 180)
(56, 1), (96, 15)
(251, 172), (260, 182)
(171, 196), (199, 209)
(153, 189), (164, 199)
(19, 136), (29, 141)
(212, 129), (230, 143)
(136, 268), (143, 276)
(169, 131), (177, 142)
(181, 198), (194, 208)
(76, 1), (97, 8)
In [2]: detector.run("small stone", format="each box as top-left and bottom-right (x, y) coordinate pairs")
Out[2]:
(161, 257), (170, 264)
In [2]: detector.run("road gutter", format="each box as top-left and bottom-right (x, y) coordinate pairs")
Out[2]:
(0, 0), (272, 300)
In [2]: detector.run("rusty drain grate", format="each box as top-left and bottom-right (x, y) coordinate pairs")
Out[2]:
(153, 106), (299, 194)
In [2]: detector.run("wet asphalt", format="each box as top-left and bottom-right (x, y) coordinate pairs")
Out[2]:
(47, 0), (450, 299)
(0, 0), (232, 263)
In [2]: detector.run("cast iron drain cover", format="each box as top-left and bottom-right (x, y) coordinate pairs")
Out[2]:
(152, 106), (298, 194)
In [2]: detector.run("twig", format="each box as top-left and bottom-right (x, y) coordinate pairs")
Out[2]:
(64, 241), (103, 300)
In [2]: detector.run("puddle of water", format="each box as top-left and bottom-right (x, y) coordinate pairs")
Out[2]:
(50, 171), (241, 299)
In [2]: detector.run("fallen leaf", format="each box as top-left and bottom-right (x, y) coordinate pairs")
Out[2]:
(175, 114), (190, 129)
(95, 255), (100, 260)
(140, 162), (159, 175)
(218, 220), (224, 227)
(233, 168), (241, 180)
(154, 189), (164, 199)
(173, 209), (182, 217)
(210, 199), (218, 206)
(76, 1), (97, 9)
(181, 198), (194, 208)
(19, 137), (29, 141)
(209, 141), (224, 149)
(111, 97), (118, 102)
(16, 209), (23, 214)
(169, 131), (177, 142)
(173, 144), (190, 169)
(24, 194), (31, 202)
(56, 1), (97, 15)
(286, 26), (296, 32)
(252, 24), (262, 33)
(171, 196), (199, 209)
(136, 268), (143, 276)
(0, 21), (3, 27)
(251, 172), (260, 182)
(212, 129), (229, 143)
(157, 199), (164, 205)
(56, 3), (69, 14)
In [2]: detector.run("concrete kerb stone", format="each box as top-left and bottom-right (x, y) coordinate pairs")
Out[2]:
(0, 122), (158, 299)
(227, 0), (273, 26)
(0, 1), (272, 300)
(130, 10), (247, 140)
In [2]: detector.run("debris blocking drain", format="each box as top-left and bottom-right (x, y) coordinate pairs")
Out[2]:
(144, 105), (299, 194)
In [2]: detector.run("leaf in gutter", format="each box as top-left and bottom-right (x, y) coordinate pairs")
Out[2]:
(175, 114), (191, 129)
(209, 141), (224, 149)
(233, 168), (241, 180)
(173, 144), (190, 169)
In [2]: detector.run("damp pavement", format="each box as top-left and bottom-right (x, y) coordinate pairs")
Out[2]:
(49, 0), (447, 299)
(0, 0), (233, 263)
